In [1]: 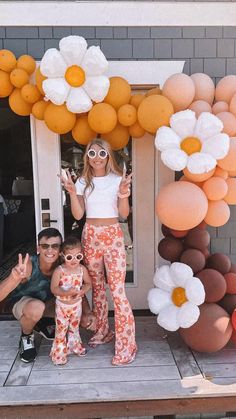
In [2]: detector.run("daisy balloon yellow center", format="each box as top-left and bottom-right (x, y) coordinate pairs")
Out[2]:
(180, 136), (202, 155)
(172, 287), (188, 307)
(65, 65), (86, 87)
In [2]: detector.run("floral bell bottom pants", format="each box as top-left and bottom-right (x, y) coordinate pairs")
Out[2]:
(50, 299), (86, 365)
(82, 222), (137, 365)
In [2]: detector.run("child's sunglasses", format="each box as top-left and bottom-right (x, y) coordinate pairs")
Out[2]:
(62, 253), (83, 262)
(87, 149), (109, 159)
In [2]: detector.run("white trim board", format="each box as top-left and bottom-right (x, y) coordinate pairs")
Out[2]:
(0, 2), (236, 27)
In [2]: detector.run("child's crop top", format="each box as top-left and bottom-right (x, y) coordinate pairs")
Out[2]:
(75, 172), (122, 218)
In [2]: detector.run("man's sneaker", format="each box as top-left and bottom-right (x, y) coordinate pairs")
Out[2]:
(19, 333), (37, 363)
(33, 317), (55, 340)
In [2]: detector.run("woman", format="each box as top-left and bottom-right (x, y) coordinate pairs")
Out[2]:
(61, 138), (137, 365)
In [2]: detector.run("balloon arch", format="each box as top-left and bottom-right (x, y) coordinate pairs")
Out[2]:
(1, 35), (236, 352)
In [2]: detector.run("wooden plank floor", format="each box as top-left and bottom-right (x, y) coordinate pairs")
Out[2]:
(1, 316), (236, 418)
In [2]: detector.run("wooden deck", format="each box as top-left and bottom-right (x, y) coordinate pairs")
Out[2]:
(1, 316), (236, 418)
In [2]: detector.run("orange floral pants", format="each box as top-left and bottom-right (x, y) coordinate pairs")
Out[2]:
(82, 222), (137, 365)
(50, 299), (86, 365)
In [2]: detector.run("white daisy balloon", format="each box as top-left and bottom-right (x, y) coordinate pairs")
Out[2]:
(40, 36), (110, 113)
(148, 262), (205, 331)
(155, 110), (230, 174)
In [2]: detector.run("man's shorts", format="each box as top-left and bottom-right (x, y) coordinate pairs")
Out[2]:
(12, 296), (55, 320)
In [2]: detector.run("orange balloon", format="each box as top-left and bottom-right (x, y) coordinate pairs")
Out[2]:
(0, 49), (16, 72)
(88, 103), (117, 134)
(218, 137), (236, 171)
(214, 166), (228, 180)
(229, 92), (236, 117)
(212, 101), (229, 115)
(183, 167), (215, 182)
(146, 87), (162, 96)
(104, 76), (131, 110)
(32, 100), (48, 120)
(191, 73), (215, 105)
(189, 100), (212, 117)
(129, 121), (145, 138)
(0, 70), (14, 97)
(21, 83), (41, 104)
(224, 178), (236, 204)
(103, 123), (129, 150)
(137, 95), (174, 134)
(118, 104), (137, 126)
(17, 55), (36, 75)
(35, 67), (47, 95)
(215, 75), (236, 103)
(202, 176), (228, 201)
(130, 93), (145, 109)
(228, 170), (236, 177)
(9, 88), (32, 116)
(10, 68), (29, 88)
(179, 175), (203, 188)
(44, 103), (76, 134)
(72, 114), (96, 145)
(156, 181), (208, 230)
(162, 73), (195, 112)
(204, 200), (230, 227)
(216, 111), (236, 136)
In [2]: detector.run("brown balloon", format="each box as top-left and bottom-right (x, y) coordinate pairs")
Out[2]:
(206, 253), (231, 274)
(229, 263), (236, 274)
(218, 294), (236, 315)
(161, 224), (172, 237)
(184, 228), (210, 251)
(196, 269), (227, 302)
(158, 237), (184, 262)
(224, 272), (236, 294)
(180, 248), (206, 274)
(179, 303), (232, 352)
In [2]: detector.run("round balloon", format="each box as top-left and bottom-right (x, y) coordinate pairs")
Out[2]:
(117, 104), (137, 126)
(202, 176), (228, 201)
(218, 137), (236, 172)
(184, 227), (210, 250)
(17, 55), (36, 75)
(216, 111), (236, 136)
(21, 84), (41, 104)
(72, 114), (97, 145)
(44, 103), (76, 134)
(189, 100), (212, 117)
(146, 87), (162, 96)
(88, 103), (117, 134)
(170, 229), (189, 238)
(180, 303), (232, 352)
(137, 95), (174, 134)
(9, 88), (32, 116)
(196, 268), (226, 302)
(162, 73), (195, 112)
(130, 94), (145, 109)
(158, 236), (184, 262)
(0, 49), (16, 72)
(206, 253), (231, 275)
(156, 181), (208, 230)
(213, 166), (228, 180)
(104, 76), (131, 110)
(129, 121), (145, 138)
(212, 101), (229, 115)
(32, 100), (48, 120)
(231, 309), (236, 330)
(0, 70), (14, 98)
(35, 67), (47, 95)
(180, 248), (206, 274)
(229, 92), (236, 116)
(10, 68), (29, 89)
(204, 200), (230, 227)
(183, 167), (215, 183)
(219, 294), (236, 315)
(103, 123), (129, 150)
(224, 272), (236, 294)
(190, 73), (215, 105)
(224, 178), (236, 204)
(215, 75), (236, 103)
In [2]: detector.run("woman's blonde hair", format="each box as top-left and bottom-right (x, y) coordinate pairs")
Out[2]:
(81, 138), (123, 194)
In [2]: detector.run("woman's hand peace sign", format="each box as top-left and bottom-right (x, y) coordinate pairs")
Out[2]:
(11, 253), (29, 283)
(118, 165), (132, 196)
(59, 170), (76, 195)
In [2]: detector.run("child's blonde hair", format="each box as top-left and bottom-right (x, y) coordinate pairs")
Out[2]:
(81, 138), (123, 194)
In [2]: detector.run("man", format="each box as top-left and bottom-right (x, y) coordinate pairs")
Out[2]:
(3, 227), (96, 363)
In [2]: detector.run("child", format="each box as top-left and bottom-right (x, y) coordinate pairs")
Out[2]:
(61, 138), (137, 366)
(50, 236), (91, 365)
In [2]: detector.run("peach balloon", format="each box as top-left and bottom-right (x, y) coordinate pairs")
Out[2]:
(137, 95), (174, 134)
(212, 101), (229, 115)
(218, 137), (236, 171)
(162, 73), (195, 112)
(204, 200), (230, 227)
(179, 175), (203, 188)
(229, 92), (236, 117)
(156, 181), (208, 230)
(216, 112), (236, 136)
(183, 167), (215, 183)
(191, 73), (215, 105)
(224, 178), (236, 204)
(214, 166), (228, 180)
(202, 176), (228, 201)
(228, 170), (236, 177)
(189, 100), (212, 117)
(215, 75), (236, 103)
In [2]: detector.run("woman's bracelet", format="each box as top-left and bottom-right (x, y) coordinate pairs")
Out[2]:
(118, 191), (130, 199)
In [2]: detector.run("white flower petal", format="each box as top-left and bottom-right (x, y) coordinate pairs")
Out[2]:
(66, 87), (92, 113)
(83, 75), (110, 102)
(153, 265), (175, 292)
(170, 262), (193, 287)
(201, 133), (230, 160)
(170, 110), (197, 139)
(148, 288), (172, 315)
(82, 46), (109, 76)
(161, 149), (188, 171)
(155, 126), (181, 151)
(59, 35), (87, 66)
(178, 302), (200, 328)
(187, 152), (216, 174)
(40, 49), (67, 78)
(42, 78), (70, 105)
(157, 304), (179, 331)
(194, 112), (223, 141)
(185, 277), (205, 305)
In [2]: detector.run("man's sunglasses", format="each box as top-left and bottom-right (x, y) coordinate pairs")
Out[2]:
(39, 243), (61, 250)
(62, 253), (83, 262)
(87, 149), (109, 159)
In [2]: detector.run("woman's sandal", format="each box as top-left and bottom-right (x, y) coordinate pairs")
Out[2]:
(88, 330), (115, 348)
(111, 349), (137, 366)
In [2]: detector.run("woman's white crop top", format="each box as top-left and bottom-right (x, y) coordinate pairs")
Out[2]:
(75, 173), (122, 218)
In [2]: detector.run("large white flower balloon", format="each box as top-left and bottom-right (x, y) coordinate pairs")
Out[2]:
(148, 262), (205, 331)
(155, 110), (230, 174)
(40, 36), (110, 113)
